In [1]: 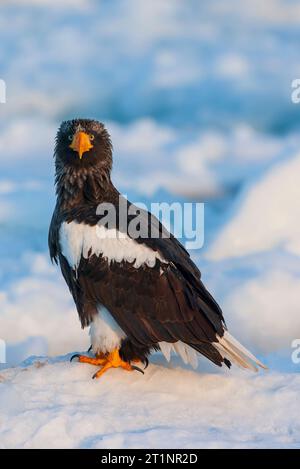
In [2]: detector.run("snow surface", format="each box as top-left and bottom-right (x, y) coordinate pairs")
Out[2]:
(1, 354), (299, 449)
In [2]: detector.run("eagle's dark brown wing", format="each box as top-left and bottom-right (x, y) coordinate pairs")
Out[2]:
(56, 248), (226, 367)
(49, 199), (227, 366)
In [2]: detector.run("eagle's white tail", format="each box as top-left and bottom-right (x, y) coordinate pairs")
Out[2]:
(214, 331), (267, 372)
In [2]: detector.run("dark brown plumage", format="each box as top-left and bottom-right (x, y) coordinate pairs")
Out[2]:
(49, 118), (232, 370)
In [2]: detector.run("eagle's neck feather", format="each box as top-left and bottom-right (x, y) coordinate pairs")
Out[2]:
(55, 164), (113, 209)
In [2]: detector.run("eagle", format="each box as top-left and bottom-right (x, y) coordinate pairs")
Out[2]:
(48, 119), (266, 379)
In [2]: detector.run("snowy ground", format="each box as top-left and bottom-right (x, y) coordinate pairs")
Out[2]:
(1, 354), (300, 449)
(1, 0), (300, 449)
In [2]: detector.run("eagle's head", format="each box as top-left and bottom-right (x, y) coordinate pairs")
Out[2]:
(55, 119), (113, 175)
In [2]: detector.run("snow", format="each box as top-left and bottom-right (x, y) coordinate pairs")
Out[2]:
(223, 269), (300, 354)
(207, 154), (300, 260)
(110, 121), (297, 198)
(0, 354), (299, 449)
(0, 254), (88, 363)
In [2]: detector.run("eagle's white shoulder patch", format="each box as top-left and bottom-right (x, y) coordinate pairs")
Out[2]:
(59, 220), (167, 269)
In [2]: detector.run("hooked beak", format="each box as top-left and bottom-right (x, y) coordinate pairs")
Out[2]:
(69, 131), (93, 159)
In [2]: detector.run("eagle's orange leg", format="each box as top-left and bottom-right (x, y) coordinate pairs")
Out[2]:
(92, 349), (143, 379)
(70, 348), (144, 379)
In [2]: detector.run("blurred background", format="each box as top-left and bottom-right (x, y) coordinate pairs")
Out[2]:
(0, 0), (300, 370)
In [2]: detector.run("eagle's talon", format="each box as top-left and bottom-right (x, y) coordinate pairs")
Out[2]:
(131, 365), (144, 375)
(143, 358), (149, 370)
(70, 354), (80, 362)
(70, 349), (146, 378)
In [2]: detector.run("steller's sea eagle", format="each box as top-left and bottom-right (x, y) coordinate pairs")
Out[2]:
(48, 119), (266, 378)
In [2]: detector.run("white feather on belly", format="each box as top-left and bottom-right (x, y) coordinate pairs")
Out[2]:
(59, 221), (167, 270)
(89, 305), (126, 355)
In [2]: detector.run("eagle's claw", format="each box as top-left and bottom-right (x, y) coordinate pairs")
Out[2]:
(131, 365), (144, 375)
(143, 357), (149, 370)
(70, 354), (80, 362)
(70, 349), (146, 378)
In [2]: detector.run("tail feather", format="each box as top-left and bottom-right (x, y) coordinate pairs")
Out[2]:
(214, 339), (258, 372)
(159, 332), (267, 372)
(159, 341), (199, 369)
(214, 331), (267, 372)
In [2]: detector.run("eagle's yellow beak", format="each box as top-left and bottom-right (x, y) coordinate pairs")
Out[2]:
(69, 131), (93, 159)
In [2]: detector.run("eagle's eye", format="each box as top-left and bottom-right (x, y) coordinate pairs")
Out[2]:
(68, 134), (73, 141)
(89, 134), (95, 141)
